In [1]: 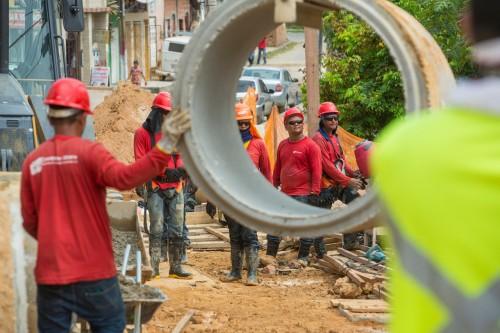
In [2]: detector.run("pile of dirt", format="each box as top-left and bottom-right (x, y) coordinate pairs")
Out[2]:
(119, 275), (165, 301)
(93, 82), (154, 163)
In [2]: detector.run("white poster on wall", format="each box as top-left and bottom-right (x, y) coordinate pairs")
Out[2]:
(149, 17), (157, 68)
(90, 67), (110, 86)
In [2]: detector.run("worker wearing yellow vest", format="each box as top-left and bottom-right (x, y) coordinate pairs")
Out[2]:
(372, 1), (500, 332)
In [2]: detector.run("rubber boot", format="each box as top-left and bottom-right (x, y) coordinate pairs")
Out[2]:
(314, 238), (326, 259)
(244, 247), (259, 286)
(181, 243), (188, 264)
(220, 244), (243, 282)
(168, 240), (193, 279)
(161, 241), (169, 262)
(266, 241), (279, 257)
(297, 241), (311, 265)
(150, 236), (162, 278)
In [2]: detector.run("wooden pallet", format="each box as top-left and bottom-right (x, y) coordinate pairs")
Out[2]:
(331, 299), (390, 324)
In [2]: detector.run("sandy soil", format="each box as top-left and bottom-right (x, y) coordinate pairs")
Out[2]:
(142, 251), (386, 333)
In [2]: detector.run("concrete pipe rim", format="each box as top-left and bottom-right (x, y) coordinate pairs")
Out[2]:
(173, 0), (449, 237)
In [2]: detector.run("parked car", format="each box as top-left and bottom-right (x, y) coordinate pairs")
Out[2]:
(242, 66), (300, 112)
(236, 76), (274, 124)
(158, 36), (191, 80)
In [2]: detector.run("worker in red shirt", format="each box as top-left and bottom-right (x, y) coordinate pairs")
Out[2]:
(134, 92), (192, 279)
(20, 78), (190, 333)
(266, 108), (322, 264)
(257, 37), (267, 64)
(221, 103), (272, 286)
(312, 102), (364, 251)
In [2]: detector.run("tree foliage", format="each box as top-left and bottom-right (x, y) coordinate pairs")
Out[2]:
(316, 0), (476, 139)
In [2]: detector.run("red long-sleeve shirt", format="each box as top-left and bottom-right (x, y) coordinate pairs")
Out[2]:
(21, 135), (171, 285)
(312, 131), (355, 189)
(134, 127), (183, 189)
(258, 38), (267, 49)
(273, 137), (321, 196)
(246, 138), (272, 182)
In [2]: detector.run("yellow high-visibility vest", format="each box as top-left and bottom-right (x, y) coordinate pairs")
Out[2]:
(373, 106), (500, 333)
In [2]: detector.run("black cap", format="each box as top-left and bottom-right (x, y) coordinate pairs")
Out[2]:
(472, 0), (500, 42)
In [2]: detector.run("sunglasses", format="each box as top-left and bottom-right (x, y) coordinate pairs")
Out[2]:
(323, 115), (339, 122)
(288, 120), (304, 126)
(237, 121), (250, 126)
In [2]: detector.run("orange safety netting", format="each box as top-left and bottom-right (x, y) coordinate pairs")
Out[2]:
(262, 107), (364, 169)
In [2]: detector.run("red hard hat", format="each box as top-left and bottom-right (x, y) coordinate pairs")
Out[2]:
(44, 78), (91, 114)
(284, 107), (304, 124)
(318, 102), (339, 118)
(153, 92), (172, 112)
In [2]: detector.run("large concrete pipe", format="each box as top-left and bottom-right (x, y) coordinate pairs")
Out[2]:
(174, 0), (456, 237)
(0, 173), (37, 333)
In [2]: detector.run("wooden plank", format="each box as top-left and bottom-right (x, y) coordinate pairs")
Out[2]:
(337, 307), (390, 324)
(337, 248), (387, 272)
(190, 241), (228, 249)
(188, 227), (228, 236)
(172, 309), (195, 333)
(330, 299), (389, 313)
(325, 242), (342, 251)
(187, 223), (223, 229)
(189, 234), (219, 242)
(323, 255), (365, 286)
(205, 227), (230, 242)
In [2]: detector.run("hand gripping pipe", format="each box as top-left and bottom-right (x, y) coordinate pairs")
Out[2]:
(173, 0), (455, 237)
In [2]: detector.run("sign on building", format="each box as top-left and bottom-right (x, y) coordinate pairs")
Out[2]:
(90, 66), (110, 86)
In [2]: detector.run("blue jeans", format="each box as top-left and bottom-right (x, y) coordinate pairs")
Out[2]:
(149, 188), (185, 273)
(257, 48), (267, 64)
(226, 215), (259, 250)
(37, 277), (125, 333)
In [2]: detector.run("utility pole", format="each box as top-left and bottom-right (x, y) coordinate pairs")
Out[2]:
(119, 0), (127, 80)
(304, 27), (320, 135)
(0, 0), (9, 74)
(175, 0), (179, 34)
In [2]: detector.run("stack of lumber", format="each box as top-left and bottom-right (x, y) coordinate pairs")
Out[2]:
(316, 248), (391, 300)
(186, 211), (266, 251)
(330, 299), (390, 324)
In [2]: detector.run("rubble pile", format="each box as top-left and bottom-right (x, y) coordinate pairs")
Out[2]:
(93, 83), (154, 163)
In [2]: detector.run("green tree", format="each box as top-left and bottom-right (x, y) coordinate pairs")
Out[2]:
(316, 0), (475, 139)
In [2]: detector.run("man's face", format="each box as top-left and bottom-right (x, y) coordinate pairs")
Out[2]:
(285, 116), (304, 136)
(321, 113), (339, 132)
(237, 120), (250, 132)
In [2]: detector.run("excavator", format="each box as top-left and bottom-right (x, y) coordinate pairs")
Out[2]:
(0, 0), (87, 172)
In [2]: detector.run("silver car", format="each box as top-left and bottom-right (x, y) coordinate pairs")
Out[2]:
(236, 76), (274, 124)
(242, 67), (300, 112)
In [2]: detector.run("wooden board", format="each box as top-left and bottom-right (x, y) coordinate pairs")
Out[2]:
(323, 255), (365, 286)
(337, 248), (387, 272)
(187, 223), (222, 229)
(337, 307), (390, 324)
(185, 211), (215, 225)
(330, 299), (389, 313)
(205, 227), (230, 242)
(172, 309), (196, 333)
(190, 241), (229, 249)
(188, 227), (228, 236)
(189, 234), (220, 242)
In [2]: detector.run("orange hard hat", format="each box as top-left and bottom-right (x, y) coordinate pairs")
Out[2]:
(153, 92), (172, 112)
(234, 103), (253, 121)
(44, 78), (91, 114)
(284, 107), (304, 124)
(318, 102), (339, 117)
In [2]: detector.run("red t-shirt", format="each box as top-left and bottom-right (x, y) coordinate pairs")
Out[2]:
(312, 131), (354, 189)
(134, 127), (183, 189)
(273, 136), (321, 196)
(246, 138), (272, 182)
(21, 135), (171, 285)
(258, 38), (267, 49)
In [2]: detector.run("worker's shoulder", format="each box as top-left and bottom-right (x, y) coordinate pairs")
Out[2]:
(304, 136), (321, 151)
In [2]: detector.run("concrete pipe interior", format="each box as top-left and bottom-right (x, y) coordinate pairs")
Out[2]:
(174, 0), (455, 237)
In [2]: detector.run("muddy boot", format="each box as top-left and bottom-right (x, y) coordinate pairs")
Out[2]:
(161, 241), (169, 262)
(221, 244), (243, 282)
(297, 240), (311, 265)
(150, 237), (162, 278)
(266, 240), (279, 257)
(181, 244), (188, 264)
(244, 247), (259, 286)
(168, 240), (193, 279)
(314, 238), (326, 259)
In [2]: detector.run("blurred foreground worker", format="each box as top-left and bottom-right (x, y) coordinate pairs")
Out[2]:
(372, 1), (500, 332)
(267, 108), (321, 264)
(221, 103), (272, 286)
(20, 78), (190, 333)
(312, 102), (364, 251)
(135, 92), (192, 279)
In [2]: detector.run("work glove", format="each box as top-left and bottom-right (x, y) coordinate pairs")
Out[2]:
(206, 201), (217, 219)
(308, 194), (320, 207)
(157, 107), (191, 154)
(348, 177), (364, 191)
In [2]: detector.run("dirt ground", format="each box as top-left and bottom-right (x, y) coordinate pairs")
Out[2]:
(142, 251), (386, 333)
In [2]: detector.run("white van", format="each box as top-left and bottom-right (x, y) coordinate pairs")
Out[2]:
(158, 36), (191, 80)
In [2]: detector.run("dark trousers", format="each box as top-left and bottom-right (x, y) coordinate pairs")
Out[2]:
(226, 215), (259, 250)
(37, 277), (125, 333)
(336, 186), (362, 249)
(267, 195), (324, 255)
(257, 47), (267, 64)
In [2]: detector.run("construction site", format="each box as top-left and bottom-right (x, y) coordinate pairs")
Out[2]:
(1, 0), (497, 332)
